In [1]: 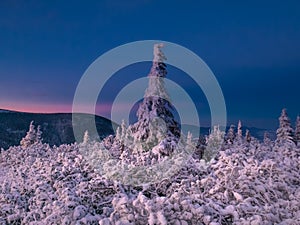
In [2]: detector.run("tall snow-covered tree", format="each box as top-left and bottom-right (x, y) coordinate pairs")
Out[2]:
(276, 108), (294, 143)
(103, 43), (185, 177)
(294, 115), (300, 145)
(20, 121), (37, 148)
(130, 43), (180, 148)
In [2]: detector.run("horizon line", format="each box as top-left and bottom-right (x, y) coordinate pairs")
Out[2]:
(0, 107), (278, 130)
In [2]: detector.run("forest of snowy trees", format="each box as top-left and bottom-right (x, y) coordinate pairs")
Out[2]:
(0, 44), (299, 224)
(0, 108), (299, 224)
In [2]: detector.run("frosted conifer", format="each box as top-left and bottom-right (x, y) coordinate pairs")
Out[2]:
(20, 121), (37, 148)
(276, 108), (294, 143)
(131, 43), (180, 147)
(226, 125), (235, 144)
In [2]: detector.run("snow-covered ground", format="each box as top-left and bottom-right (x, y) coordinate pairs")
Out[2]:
(0, 123), (299, 224)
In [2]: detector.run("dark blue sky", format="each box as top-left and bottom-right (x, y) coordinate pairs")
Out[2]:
(0, 0), (299, 129)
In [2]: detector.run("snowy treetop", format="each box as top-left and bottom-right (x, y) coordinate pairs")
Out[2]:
(153, 43), (167, 63)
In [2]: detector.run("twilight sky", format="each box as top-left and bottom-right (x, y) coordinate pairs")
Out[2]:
(0, 0), (299, 129)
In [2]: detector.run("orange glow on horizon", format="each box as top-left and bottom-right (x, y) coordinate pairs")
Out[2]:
(0, 102), (115, 116)
(1, 103), (73, 114)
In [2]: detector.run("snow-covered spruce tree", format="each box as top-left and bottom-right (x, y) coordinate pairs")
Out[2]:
(115, 119), (134, 149)
(203, 125), (225, 162)
(245, 129), (251, 143)
(130, 43), (180, 151)
(20, 121), (37, 148)
(276, 108), (294, 144)
(225, 125), (235, 144)
(97, 44), (189, 184)
(294, 115), (300, 145)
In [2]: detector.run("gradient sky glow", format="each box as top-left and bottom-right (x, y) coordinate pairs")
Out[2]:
(0, 0), (299, 129)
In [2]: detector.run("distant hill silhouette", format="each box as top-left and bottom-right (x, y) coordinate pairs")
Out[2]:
(0, 109), (117, 149)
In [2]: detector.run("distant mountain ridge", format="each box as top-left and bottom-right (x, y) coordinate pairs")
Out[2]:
(0, 109), (117, 149)
(0, 109), (17, 113)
